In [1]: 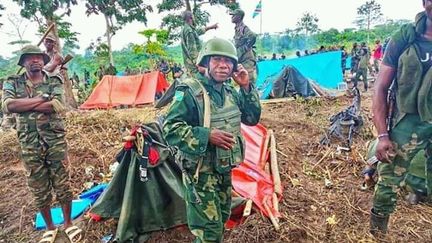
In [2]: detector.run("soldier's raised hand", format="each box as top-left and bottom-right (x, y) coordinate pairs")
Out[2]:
(232, 64), (250, 90)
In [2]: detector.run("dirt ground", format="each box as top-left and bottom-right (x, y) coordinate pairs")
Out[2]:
(1, 90), (432, 243)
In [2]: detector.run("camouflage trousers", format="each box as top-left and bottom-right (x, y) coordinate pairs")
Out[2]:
(405, 149), (427, 195)
(354, 68), (368, 91)
(19, 131), (72, 209)
(183, 171), (232, 243)
(373, 114), (432, 215)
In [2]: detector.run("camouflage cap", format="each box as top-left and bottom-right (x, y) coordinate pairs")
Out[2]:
(17, 45), (51, 67)
(45, 33), (57, 42)
(229, 9), (245, 18)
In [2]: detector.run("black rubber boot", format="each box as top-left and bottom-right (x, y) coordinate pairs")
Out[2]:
(369, 209), (389, 236)
(406, 192), (427, 205)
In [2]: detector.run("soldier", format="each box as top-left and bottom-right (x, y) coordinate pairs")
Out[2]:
(354, 48), (369, 91)
(181, 10), (218, 76)
(163, 38), (261, 242)
(2, 45), (82, 242)
(371, 1), (432, 236)
(43, 33), (64, 76)
(231, 9), (257, 84)
(350, 42), (360, 75)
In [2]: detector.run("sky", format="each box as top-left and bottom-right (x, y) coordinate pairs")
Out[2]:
(0, 0), (425, 58)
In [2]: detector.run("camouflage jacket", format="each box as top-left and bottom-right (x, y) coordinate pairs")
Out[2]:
(181, 23), (205, 75)
(234, 22), (257, 67)
(163, 74), (261, 159)
(2, 72), (66, 142)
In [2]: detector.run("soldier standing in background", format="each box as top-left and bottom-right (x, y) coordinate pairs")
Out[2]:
(231, 9), (257, 84)
(181, 10), (218, 76)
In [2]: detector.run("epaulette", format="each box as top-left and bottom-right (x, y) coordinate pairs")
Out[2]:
(6, 74), (21, 81)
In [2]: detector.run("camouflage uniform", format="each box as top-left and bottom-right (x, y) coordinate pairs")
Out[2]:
(233, 22), (257, 84)
(163, 73), (261, 242)
(2, 71), (72, 209)
(354, 51), (368, 91)
(181, 23), (204, 76)
(373, 12), (432, 216)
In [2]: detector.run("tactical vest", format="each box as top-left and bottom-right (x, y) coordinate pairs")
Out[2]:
(180, 78), (245, 174)
(396, 43), (432, 122)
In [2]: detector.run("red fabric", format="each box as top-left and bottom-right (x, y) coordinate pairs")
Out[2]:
(148, 147), (160, 165)
(373, 44), (382, 59)
(227, 123), (281, 227)
(240, 123), (269, 166)
(80, 71), (169, 109)
(124, 127), (139, 150)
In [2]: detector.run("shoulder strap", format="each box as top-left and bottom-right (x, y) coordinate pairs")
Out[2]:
(181, 78), (211, 128)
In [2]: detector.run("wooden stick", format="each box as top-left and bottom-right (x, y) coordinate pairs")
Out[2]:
(243, 199), (253, 217)
(258, 130), (271, 169)
(270, 130), (282, 196)
(272, 192), (280, 218)
(263, 195), (280, 231)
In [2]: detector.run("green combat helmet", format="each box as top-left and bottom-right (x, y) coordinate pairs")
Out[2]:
(196, 37), (238, 70)
(17, 45), (50, 67)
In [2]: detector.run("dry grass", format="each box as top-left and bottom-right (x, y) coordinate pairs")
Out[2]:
(0, 93), (432, 242)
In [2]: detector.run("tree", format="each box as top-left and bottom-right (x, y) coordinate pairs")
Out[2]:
(84, 0), (153, 66)
(37, 17), (80, 54)
(12, 0), (78, 109)
(6, 14), (31, 49)
(296, 12), (320, 36)
(157, 0), (238, 41)
(354, 0), (383, 43)
(133, 29), (170, 68)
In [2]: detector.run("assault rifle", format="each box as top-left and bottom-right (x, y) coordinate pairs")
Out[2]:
(320, 86), (363, 150)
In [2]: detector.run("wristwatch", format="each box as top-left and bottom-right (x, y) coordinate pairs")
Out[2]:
(42, 93), (51, 101)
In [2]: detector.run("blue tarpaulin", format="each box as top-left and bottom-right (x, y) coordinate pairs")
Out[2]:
(257, 51), (343, 98)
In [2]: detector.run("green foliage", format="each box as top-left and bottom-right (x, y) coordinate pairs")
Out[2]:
(354, 0), (383, 30)
(12, 0), (77, 20)
(85, 0), (153, 26)
(157, 0), (234, 41)
(296, 12), (320, 36)
(37, 16), (80, 53)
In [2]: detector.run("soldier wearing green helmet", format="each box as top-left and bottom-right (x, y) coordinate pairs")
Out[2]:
(2, 45), (82, 242)
(163, 37), (261, 242)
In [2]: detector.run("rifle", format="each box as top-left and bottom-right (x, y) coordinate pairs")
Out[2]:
(386, 81), (397, 132)
(60, 54), (74, 69)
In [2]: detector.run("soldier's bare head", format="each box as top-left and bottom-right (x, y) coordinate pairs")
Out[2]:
(182, 10), (194, 25)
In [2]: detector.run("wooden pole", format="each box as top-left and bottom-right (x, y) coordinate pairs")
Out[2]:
(270, 130), (282, 196)
(259, 131), (271, 169)
(263, 195), (280, 231)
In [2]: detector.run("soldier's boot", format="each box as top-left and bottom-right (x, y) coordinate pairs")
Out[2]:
(369, 209), (389, 236)
(405, 192), (427, 205)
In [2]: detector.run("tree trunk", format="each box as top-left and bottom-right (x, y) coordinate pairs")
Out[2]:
(45, 17), (78, 109)
(185, 0), (192, 11)
(105, 14), (114, 65)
